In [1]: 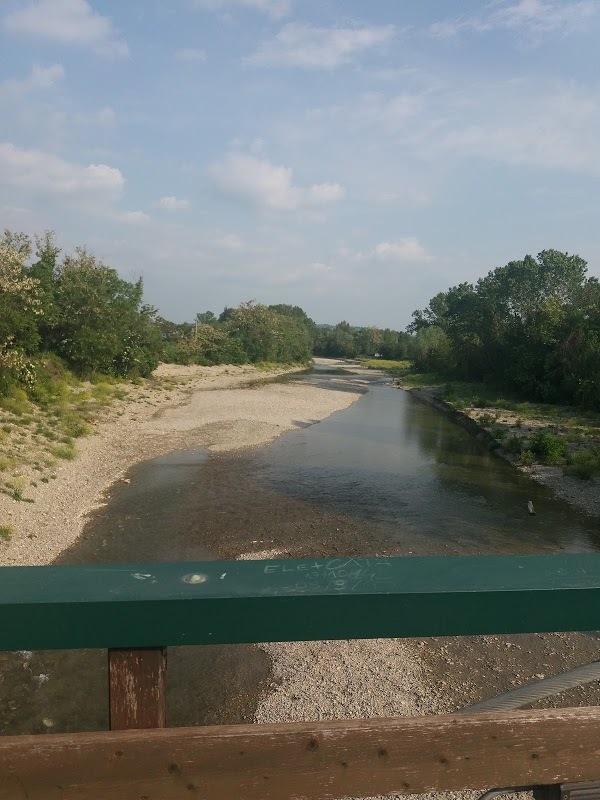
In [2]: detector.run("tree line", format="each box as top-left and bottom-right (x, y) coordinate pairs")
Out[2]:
(6, 229), (595, 411)
(0, 230), (319, 392)
(313, 321), (411, 360)
(1, 230), (163, 390)
(409, 249), (600, 409)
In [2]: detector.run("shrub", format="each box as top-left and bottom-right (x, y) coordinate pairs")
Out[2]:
(0, 455), (14, 471)
(479, 412), (494, 426)
(0, 386), (30, 415)
(506, 435), (523, 455)
(59, 413), (89, 438)
(564, 450), (600, 480)
(519, 449), (535, 465)
(528, 431), (566, 465)
(491, 426), (507, 441)
(48, 443), (75, 460)
(0, 525), (12, 541)
(473, 396), (491, 408)
(495, 399), (517, 411)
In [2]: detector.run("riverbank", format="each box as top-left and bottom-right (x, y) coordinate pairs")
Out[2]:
(408, 386), (600, 519)
(0, 360), (363, 566)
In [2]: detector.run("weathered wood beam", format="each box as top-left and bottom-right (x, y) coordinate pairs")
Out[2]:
(3, 554), (600, 650)
(108, 647), (167, 730)
(2, 707), (600, 800)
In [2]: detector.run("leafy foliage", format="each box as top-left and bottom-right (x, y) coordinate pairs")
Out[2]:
(1, 230), (162, 391)
(314, 321), (410, 359)
(410, 250), (600, 409)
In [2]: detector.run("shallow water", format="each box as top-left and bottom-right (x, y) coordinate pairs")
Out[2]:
(259, 382), (600, 556)
(2, 367), (599, 735)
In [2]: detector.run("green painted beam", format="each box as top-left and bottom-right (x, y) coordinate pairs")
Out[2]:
(1, 555), (600, 651)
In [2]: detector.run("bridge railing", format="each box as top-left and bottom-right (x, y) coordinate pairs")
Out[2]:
(2, 554), (600, 799)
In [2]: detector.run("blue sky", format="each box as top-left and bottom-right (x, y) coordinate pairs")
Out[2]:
(1, 0), (600, 327)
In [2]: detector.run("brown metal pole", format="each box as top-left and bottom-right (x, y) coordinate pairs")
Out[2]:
(108, 647), (167, 730)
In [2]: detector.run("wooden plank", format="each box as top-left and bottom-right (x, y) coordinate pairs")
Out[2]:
(2, 707), (600, 800)
(4, 555), (600, 650)
(108, 648), (166, 730)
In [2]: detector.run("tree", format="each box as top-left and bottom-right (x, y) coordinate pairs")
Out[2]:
(0, 232), (42, 386)
(27, 230), (60, 350)
(224, 302), (311, 363)
(53, 248), (161, 376)
(196, 310), (217, 326)
(409, 249), (600, 407)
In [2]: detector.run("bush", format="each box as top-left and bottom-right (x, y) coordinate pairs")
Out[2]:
(0, 385), (31, 415)
(528, 431), (566, 465)
(0, 525), (13, 541)
(491, 426), (507, 441)
(58, 412), (90, 438)
(564, 450), (600, 480)
(506, 435), (523, 455)
(473, 396), (492, 408)
(479, 412), (495, 426)
(519, 449), (535, 465)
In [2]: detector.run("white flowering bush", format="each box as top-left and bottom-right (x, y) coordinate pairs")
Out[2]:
(0, 233), (41, 389)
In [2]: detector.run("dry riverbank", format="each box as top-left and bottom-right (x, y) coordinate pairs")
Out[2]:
(0, 361), (362, 566)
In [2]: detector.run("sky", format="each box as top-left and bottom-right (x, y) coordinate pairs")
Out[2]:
(1, 0), (600, 328)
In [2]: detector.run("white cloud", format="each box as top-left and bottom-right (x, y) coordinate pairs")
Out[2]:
(74, 106), (116, 128)
(374, 239), (433, 263)
(213, 233), (246, 250)
(0, 142), (124, 194)
(191, 0), (291, 19)
(0, 63), (65, 96)
(120, 211), (151, 224)
(310, 261), (333, 273)
(345, 239), (433, 264)
(3, 0), (128, 57)
(429, 0), (598, 43)
(309, 183), (346, 203)
(158, 195), (190, 210)
(209, 152), (345, 210)
(246, 23), (396, 69)
(306, 78), (600, 178)
(432, 83), (600, 175)
(174, 48), (207, 62)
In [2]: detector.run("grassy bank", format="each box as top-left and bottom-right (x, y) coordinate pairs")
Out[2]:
(362, 358), (600, 481)
(0, 361), (194, 523)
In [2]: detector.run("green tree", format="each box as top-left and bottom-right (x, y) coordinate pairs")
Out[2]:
(196, 310), (217, 326)
(0, 231), (41, 386)
(53, 248), (161, 376)
(27, 230), (60, 350)
(224, 302), (311, 363)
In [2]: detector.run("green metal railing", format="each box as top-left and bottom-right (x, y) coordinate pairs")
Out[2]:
(2, 554), (600, 651)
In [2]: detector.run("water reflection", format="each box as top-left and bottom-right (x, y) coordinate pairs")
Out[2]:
(259, 385), (600, 555)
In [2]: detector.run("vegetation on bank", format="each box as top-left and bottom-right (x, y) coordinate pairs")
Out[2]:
(0, 229), (316, 520)
(366, 358), (600, 481)
(3, 229), (600, 502)
(314, 322), (410, 360)
(402, 248), (600, 480)
(409, 249), (600, 410)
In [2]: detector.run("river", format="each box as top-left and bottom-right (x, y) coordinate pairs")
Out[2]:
(2, 365), (600, 734)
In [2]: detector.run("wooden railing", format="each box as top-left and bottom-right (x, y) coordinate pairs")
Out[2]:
(2, 554), (600, 799)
